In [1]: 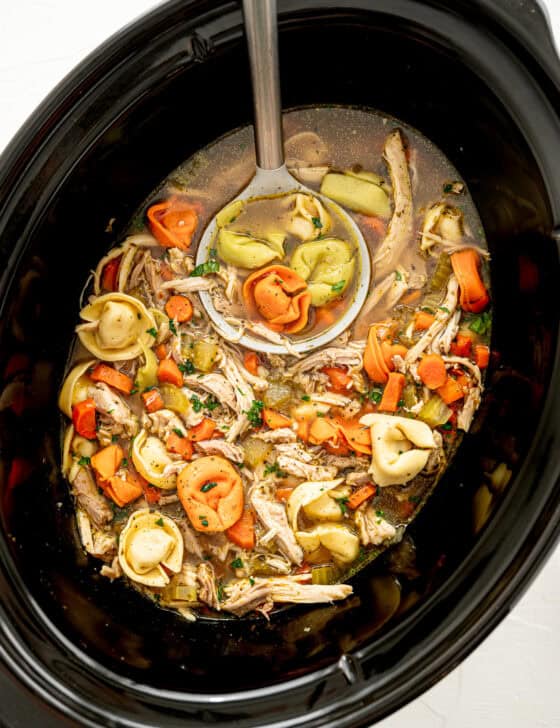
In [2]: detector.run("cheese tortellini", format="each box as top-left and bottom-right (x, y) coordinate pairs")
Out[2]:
(290, 237), (356, 306)
(58, 359), (96, 417)
(286, 478), (344, 531)
(217, 229), (285, 269)
(296, 523), (360, 564)
(132, 429), (178, 490)
(76, 292), (156, 361)
(359, 413), (436, 487)
(287, 193), (331, 241)
(118, 510), (183, 587)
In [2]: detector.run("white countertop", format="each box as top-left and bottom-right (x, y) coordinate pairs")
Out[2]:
(0, 2), (559, 726)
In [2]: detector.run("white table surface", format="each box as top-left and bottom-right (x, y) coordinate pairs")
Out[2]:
(1, 2), (559, 726)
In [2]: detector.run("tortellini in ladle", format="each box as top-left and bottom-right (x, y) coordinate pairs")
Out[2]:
(217, 229), (285, 269)
(287, 193), (331, 241)
(131, 429), (178, 490)
(290, 237), (356, 306)
(118, 509), (183, 587)
(76, 292), (156, 361)
(359, 413), (436, 486)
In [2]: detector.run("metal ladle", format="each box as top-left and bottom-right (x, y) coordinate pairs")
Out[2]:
(196, 0), (371, 355)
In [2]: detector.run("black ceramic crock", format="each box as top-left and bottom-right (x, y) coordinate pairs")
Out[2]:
(0, 0), (559, 725)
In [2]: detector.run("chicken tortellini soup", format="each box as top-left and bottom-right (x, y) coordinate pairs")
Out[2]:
(59, 107), (491, 620)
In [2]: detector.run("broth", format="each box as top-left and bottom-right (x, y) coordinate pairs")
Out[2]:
(57, 107), (491, 620)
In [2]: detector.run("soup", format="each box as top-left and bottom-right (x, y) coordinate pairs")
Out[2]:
(58, 107), (491, 620)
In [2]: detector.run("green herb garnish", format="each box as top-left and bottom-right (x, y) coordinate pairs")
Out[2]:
(367, 388), (383, 404)
(264, 462), (288, 478)
(77, 456), (91, 466)
(245, 399), (264, 427)
(408, 495), (421, 504)
(201, 482), (218, 493)
(438, 306), (451, 314)
(172, 427), (185, 438)
(189, 253), (220, 278)
(468, 311), (491, 336)
(155, 517), (164, 527)
(217, 581), (225, 601)
(311, 216), (323, 229)
(336, 498), (349, 515)
(443, 183), (453, 193)
(249, 577), (255, 586)
(440, 422), (453, 431)
(230, 558), (244, 570)
(199, 516), (209, 527)
(146, 327), (158, 338)
(168, 318), (177, 335)
(301, 395), (311, 401)
(178, 360), (195, 375)
(331, 280), (346, 293)
(395, 270), (403, 281)
(190, 395), (203, 413)
(121, 458), (128, 467)
(111, 434), (119, 443)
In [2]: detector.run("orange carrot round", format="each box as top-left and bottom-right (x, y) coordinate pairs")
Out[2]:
(188, 418), (216, 442)
(141, 389), (164, 413)
(178, 456), (244, 532)
(243, 351), (261, 375)
(414, 310), (435, 331)
(450, 333), (473, 358)
(157, 359), (183, 388)
(90, 363), (133, 395)
(437, 376), (464, 404)
(91, 444), (124, 482)
(347, 483), (376, 510)
(322, 366), (353, 392)
(475, 344), (490, 369)
(165, 295), (193, 323)
(155, 344), (168, 361)
(417, 354), (447, 390)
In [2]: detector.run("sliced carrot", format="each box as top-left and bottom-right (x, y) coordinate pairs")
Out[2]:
(417, 354), (447, 390)
(72, 399), (97, 440)
(188, 417), (216, 442)
(314, 305), (336, 328)
(142, 389), (164, 413)
(360, 215), (386, 236)
(165, 295), (193, 323)
(263, 408), (292, 430)
(414, 310), (435, 331)
(381, 342), (408, 371)
(225, 509), (255, 549)
(90, 363), (133, 395)
(336, 419), (372, 455)
(437, 376), (464, 404)
(243, 351), (260, 376)
(450, 333), (473, 358)
(91, 444), (124, 482)
(142, 481), (161, 504)
(275, 487), (294, 502)
(363, 325), (390, 384)
(347, 483), (377, 510)
(101, 256), (121, 292)
(378, 372), (406, 412)
(322, 366), (353, 393)
(400, 289), (422, 306)
(451, 249), (490, 313)
(296, 418), (311, 443)
(157, 359), (183, 388)
(308, 417), (340, 446)
(103, 475), (143, 508)
(147, 198), (198, 251)
(166, 431), (194, 459)
(155, 344), (167, 361)
(475, 344), (490, 369)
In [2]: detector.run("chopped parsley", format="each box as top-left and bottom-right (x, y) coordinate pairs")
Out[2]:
(199, 516), (209, 527)
(311, 216), (323, 229)
(204, 395), (220, 412)
(155, 517), (164, 527)
(189, 250), (220, 277)
(438, 306), (451, 314)
(217, 581), (225, 601)
(146, 327), (158, 338)
(367, 387), (383, 404)
(397, 399), (405, 408)
(408, 495), (421, 504)
(421, 306), (435, 314)
(121, 458), (128, 467)
(331, 280), (346, 293)
(440, 422), (453, 431)
(230, 557), (244, 570)
(111, 434), (119, 443)
(172, 427), (185, 438)
(77, 456), (91, 466)
(264, 461), (287, 478)
(201, 482), (218, 493)
(249, 577), (255, 586)
(190, 395), (203, 413)
(395, 270), (403, 281)
(178, 360), (195, 375)
(190, 394), (219, 413)
(443, 183), (453, 193)
(301, 395), (311, 401)
(245, 399), (264, 427)
(130, 388), (138, 395)
(336, 497), (349, 515)
(468, 311), (491, 336)
(375, 509), (385, 519)
(168, 318), (177, 335)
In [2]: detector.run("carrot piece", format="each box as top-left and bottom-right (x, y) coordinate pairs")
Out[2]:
(263, 408), (292, 430)
(142, 389), (164, 413)
(360, 215), (386, 236)
(336, 419), (372, 455)
(159, 263), (175, 282)
(165, 295), (193, 323)
(309, 417), (340, 446)
(275, 487), (294, 502)
(417, 354), (447, 390)
(72, 399), (97, 439)
(381, 342), (408, 371)
(155, 344), (167, 361)
(90, 363), (134, 395)
(142, 481), (161, 504)
(314, 305), (336, 328)
(166, 431), (194, 459)
(104, 475), (143, 508)
(147, 197), (198, 250)
(101, 256), (121, 291)
(451, 249), (490, 313)
(243, 351), (260, 376)
(91, 444), (124, 482)
(474, 344), (490, 369)
(188, 417), (216, 442)
(378, 372), (406, 412)
(414, 310), (435, 331)
(226, 509), (255, 549)
(437, 376), (464, 404)
(296, 418), (311, 443)
(157, 359), (183, 388)
(322, 366), (353, 393)
(363, 325), (390, 384)
(400, 289), (422, 306)
(450, 333), (473, 358)
(347, 483), (377, 510)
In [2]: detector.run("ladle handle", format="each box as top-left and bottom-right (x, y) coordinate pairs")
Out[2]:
(242, 0), (284, 170)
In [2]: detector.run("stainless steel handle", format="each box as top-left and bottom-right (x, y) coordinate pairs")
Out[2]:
(242, 0), (284, 170)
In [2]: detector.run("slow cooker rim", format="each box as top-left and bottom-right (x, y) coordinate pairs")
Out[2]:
(0, 1), (558, 725)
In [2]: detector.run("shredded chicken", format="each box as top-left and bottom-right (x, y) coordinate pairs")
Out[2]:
(146, 409), (185, 441)
(72, 468), (113, 528)
(100, 556), (123, 580)
(288, 347), (363, 375)
(221, 579), (273, 616)
(254, 427), (297, 443)
(405, 276), (459, 365)
(196, 562), (220, 609)
(251, 491), (304, 564)
(183, 372), (237, 411)
(218, 349), (255, 441)
(355, 506), (397, 546)
(89, 383), (139, 439)
(195, 439), (244, 462)
(276, 455), (337, 481)
(161, 278), (216, 293)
